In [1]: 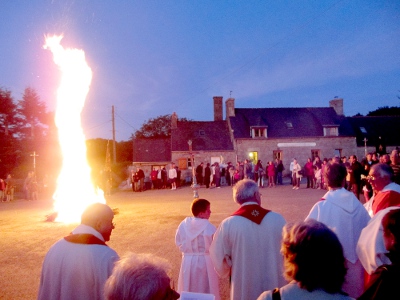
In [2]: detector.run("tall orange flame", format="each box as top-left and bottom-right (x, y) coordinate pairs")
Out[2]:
(44, 35), (105, 223)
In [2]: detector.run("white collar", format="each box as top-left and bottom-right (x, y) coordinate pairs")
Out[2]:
(241, 201), (259, 206)
(72, 224), (105, 242)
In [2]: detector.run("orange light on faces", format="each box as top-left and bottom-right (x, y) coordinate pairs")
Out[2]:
(44, 35), (105, 223)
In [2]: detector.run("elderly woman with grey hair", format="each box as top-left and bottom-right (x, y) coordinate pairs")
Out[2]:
(257, 220), (353, 300)
(104, 253), (179, 300)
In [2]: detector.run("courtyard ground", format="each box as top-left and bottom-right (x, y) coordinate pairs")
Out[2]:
(0, 182), (329, 299)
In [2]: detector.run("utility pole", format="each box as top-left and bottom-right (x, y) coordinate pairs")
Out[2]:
(30, 151), (39, 176)
(112, 105), (116, 163)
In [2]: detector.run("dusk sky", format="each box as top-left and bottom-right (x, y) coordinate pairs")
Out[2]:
(1, 0), (399, 141)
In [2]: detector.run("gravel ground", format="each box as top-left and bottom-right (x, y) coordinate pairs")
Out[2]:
(0, 181), (328, 299)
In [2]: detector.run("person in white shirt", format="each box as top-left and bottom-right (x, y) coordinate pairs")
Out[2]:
(305, 162), (370, 298)
(175, 198), (220, 299)
(168, 162), (177, 190)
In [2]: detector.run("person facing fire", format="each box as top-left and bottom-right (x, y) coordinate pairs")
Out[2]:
(38, 203), (119, 300)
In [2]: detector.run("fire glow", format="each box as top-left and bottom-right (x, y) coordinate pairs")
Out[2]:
(44, 35), (105, 223)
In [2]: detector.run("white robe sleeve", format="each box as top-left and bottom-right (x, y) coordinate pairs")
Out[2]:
(209, 221), (232, 278)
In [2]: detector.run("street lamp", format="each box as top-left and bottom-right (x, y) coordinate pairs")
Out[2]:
(188, 140), (199, 198)
(363, 138), (368, 157)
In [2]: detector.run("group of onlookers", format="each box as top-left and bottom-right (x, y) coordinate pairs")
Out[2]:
(36, 150), (400, 300)
(288, 150), (400, 197)
(0, 174), (15, 202)
(37, 162), (400, 299)
(131, 164), (182, 191)
(195, 158), (286, 189)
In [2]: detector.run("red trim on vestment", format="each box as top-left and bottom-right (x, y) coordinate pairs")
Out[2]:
(232, 205), (270, 224)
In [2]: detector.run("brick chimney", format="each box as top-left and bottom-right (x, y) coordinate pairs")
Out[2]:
(225, 98), (235, 118)
(329, 98), (344, 116)
(171, 112), (178, 129)
(213, 96), (223, 121)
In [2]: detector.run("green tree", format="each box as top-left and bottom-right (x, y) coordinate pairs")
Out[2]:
(367, 106), (400, 116)
(0, 88), (18, 137)
(134, 114), (190, 138)
(18, 87), (48, 138)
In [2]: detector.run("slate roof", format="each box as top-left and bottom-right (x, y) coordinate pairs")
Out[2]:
(339, 116), (400, 147)
(171, 120), (234, 151)
(229, 107), (341, 138)
(132, 138), (171, 163)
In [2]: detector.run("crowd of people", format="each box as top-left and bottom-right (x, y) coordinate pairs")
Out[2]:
(1, 172), (42, 202)
(0, 174), (15, 202)
(35, 150), (400, 299)
(130, 163), (182, 192)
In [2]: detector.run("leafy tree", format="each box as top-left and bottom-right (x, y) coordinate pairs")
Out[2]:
(0, 88), (18, 137)
(367, 106), (400, 116)
(134, 114), (190, 138)
(18, 87), (49, 138)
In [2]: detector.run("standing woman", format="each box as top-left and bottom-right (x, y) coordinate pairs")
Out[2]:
(267, 161), (276, 188)
(292, 159), (302, 190)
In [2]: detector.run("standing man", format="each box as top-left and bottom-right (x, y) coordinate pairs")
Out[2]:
(348, 155), (362, 199)
(390, 150), (400, 184)
(196, 163), (204, 186)
(38, 203), (119, 300)
(169, 162), (177, 190)
(137, 167), (145, 192)
(210, 179), (286, 300)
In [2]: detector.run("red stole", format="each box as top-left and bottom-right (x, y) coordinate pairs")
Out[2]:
(232, 204), (270, 224)
(64, 234), (107, 246)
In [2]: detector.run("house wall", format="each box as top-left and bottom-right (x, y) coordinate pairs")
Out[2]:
(234, 136), (357, 175)
(172, 150), (236, 181)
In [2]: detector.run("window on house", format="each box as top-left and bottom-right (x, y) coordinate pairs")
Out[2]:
(360, 127), (367, 134)
(323, 126), (338, 136)
(248, 151), (258, 164)
(178, 158), (187, 170)
(273, 150), (282, 161)
(285, 122), (293, 129)
(251, 127), (267, 138)
(311, 150), (320, 161)
(334, 149), (342, 158)
(199, 130), (205, 136)
(187, 157), (194, 168)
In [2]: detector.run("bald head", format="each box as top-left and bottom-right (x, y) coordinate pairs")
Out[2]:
(81, 203), (115, 241)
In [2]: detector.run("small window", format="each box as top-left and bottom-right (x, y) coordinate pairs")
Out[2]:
(285, 122), (293, 129)
(199, 130), (205, 136)
(311, 150), (320, 161)
(360, 127), (367, 134)
(251, 127), (267, 138)
(324, 127), (338, 136)
(187, 157), (194, 168)
(273, 150), (282, 161)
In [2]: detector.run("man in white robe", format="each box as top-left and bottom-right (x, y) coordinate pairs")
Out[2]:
(305, 162), (370, 298)
(210, 179), (286, 300)
(38, 203), (119, 300)
(175, 199), (220, 299)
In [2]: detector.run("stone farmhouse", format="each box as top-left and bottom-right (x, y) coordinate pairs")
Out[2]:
(132, 96), (400, 178)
